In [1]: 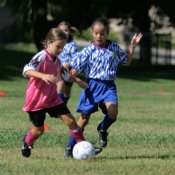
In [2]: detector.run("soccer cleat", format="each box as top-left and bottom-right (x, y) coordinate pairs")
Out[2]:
(21, 142), (32, 158)
(64, 147), (73, 158)
(98, 130), (108, 148)
(94, 146), (103, 155)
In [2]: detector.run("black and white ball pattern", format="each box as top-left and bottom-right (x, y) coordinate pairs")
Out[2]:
(73, 141), (95, 160)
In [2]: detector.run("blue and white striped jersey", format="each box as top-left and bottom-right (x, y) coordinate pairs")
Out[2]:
(71, 41), (128, 80)
(58, 39), (78, 65)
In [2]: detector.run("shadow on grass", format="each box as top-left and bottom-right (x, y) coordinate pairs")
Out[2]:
(118, 65), (175, 81)
(97, 153), (175, 160)
(0, 44), (34, 80)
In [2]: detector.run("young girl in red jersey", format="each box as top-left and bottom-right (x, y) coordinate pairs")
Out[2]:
(21, 28), (88, 158)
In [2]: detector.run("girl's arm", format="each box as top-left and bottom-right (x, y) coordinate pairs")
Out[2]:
(127, 33), (143, 65)
(23, 51), (57, 84)
(70, 68), (78, 76)
(24, 70), (57, 85)
(68, 75), (88, 89)
(61, 67), (88, 89)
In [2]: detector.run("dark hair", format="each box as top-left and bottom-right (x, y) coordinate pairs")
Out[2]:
(58, 21), (72, 31)
(57, 21), (79, 39)
(92, 17), (110, 33)
(42, 28), (67, 48)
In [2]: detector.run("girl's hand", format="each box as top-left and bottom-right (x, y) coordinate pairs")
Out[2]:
(76, 79), (89, 89)
(131, 33), (143, 48)
(24, 70), (57, 84)
(41, 74), (57, 84)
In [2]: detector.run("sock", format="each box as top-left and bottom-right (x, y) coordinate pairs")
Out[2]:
(97, 114), (116, 131)
(24, 129), (38, 146)
(69, 127), (85, 144)
(66, 136), (76, 148)
(66, 128), (84, 148)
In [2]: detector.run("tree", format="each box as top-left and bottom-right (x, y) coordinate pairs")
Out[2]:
(132, 2), (152, 65)
(0, 0), (32, 42)
(31, 0), (48, 50)
(2, 0), (175, 65)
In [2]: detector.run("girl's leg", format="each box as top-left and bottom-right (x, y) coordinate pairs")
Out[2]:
(24, 126), (44, 146)
(57, 80), (66, 102)
(97, 102), (118, 147)
(61, 113), (90, 157)
(64, 86), (71, 103)
(22, 126), (44, 157)
(98, 102), (118, 130)
(67, 113), (91, 146)
(59, 113), (87, 143)
(22, 110), (46, 157)
(64, 82), (73, 104)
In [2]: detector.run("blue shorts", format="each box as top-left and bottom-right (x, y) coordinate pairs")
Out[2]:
(77, 78), (118, 115)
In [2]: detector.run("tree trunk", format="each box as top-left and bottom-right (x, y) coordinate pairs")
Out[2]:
(133, 3), (151, 65)
(31, 0), (48, 51)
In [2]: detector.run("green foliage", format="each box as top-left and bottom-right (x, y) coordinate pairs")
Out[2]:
(0, 43), (36, 80)
(81, 28), (92, 41)
(108, 32), (120, 42)
(151, 33), (172, 49)
(0, 1), (33, 43)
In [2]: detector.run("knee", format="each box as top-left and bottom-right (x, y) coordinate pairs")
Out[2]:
(105, 103), (118, 119)
(107, 108), (118, 120)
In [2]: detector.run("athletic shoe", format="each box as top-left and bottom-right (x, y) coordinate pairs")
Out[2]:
(98, 130), (108, 148)
(94, 146), (103, 155)
(21, 142), (32, 157)
(64, 147), (73, 158)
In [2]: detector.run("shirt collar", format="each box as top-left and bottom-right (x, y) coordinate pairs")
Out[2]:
(91, 40), (111, 51)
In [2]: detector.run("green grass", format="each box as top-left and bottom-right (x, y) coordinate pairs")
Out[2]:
(0, 43), (175, 175)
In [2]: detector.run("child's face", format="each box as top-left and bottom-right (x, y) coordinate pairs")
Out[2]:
(47, 39), (66, 57)
(59, 25), (70, 38)
(92, 23), (108, 47)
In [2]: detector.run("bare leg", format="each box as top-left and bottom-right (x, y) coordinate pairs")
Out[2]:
(59, 113), (85, 142)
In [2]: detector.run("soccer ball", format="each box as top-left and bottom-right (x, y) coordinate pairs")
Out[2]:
(73, 141), (95, 160)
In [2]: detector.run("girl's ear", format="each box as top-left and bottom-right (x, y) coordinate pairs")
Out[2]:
(46, 41), (51, 48)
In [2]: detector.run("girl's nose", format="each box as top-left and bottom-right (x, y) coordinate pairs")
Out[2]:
(97, 35), (100, 39)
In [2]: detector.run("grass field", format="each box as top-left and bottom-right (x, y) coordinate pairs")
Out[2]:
(0, 43), (175, 175)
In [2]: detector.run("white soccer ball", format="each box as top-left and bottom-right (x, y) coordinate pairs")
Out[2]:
(73, 141), (95, 160)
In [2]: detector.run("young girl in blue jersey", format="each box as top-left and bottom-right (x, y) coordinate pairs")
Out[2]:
(64, 17), (143, 157)
(57, 21), (79, 104)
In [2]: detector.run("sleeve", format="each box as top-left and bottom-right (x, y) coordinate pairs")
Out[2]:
(22, 51), (45, 77)
(116, 44), (128, 65)
(70, 47), (90, 73)
(58, 47), (69, 65)
(70, 42), (78, 57)
(58, 42), (78, 65)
